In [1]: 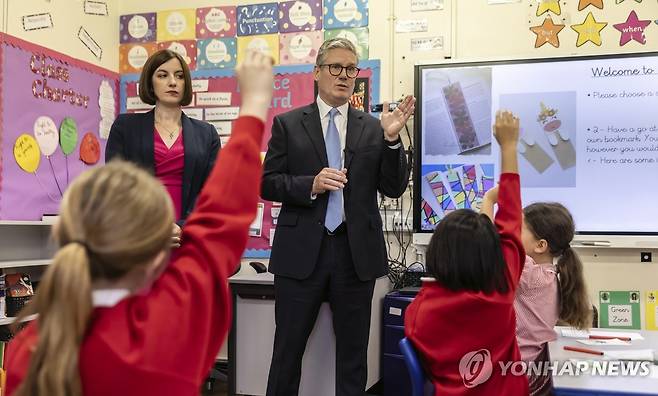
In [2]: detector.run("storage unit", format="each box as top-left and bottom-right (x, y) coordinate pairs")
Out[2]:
(382, 290), (417, 396)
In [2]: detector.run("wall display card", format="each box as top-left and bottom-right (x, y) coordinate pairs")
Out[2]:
(249, 203), (265, 237)
(182, 108), (203, 120)
(279, 31), (323, 65)
(157, 9), (196, 42)
(599, 291), (641, 330)
(22, 13), (54, 31)
(237, 34), (280, 65)
(157, 40), (197, 70)
(119, 43), (157, 74)
(196, 6), (237, 39)
(411, 0), (444, 11)
(197, 38), (237, 69)
(395, 19), (428, 33)
(646, 291), (658, 330)
(278, 0), (322, 33)
(324, 27), (369, 59)
(323, 0), (368, 29)
(192, 79), (209, 92)
(84, 1), (108, 16)
(411, 36), (444, 52)
(208, 121), (232, 135)
(205, 107), (240, 121)
(126, 97), (153, 111)
(237, 3), (279, 36)
(196, 92), (232, 106)
(78, 27), (103, 59)
(119, 13), (156, 43)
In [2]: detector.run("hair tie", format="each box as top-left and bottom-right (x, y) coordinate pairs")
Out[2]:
(68, 240), (91, 254)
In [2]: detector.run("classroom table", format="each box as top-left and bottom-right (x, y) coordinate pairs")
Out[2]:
(549, 326), (658, 396)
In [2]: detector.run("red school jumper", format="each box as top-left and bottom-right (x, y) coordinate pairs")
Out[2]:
(404, 173), (529, 396)
(5, 116), (264, 396)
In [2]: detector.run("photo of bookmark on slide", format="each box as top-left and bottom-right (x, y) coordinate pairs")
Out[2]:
(517, 130), (554, 174)
(537, 102), (576, 169)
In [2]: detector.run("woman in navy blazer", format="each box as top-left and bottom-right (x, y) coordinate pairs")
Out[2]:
(106, 50), (220, 244)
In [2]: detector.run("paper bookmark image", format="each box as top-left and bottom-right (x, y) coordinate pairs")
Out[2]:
(518, 128), (554, 173)
(443, 82), (481, 153)
(460, 165), (478, 209)
(444, 166), (467, 209)
(537, 102), (576, 169)
(426, 171), (456, 214)
(421, 200), (440, 227)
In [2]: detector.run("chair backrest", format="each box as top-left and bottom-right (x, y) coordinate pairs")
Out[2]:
(399, 337), (427, 396)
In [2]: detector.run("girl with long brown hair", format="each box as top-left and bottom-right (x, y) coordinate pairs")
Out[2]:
(5, 50), (274, 396)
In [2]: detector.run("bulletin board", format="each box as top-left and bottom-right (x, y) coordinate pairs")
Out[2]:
(0, 33), (119, 220)
(119, 60), (381, 258)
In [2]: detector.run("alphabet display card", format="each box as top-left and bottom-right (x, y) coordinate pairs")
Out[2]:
(119, 43), (158, 74)
(237, 3), (279, 36)
(197, 38), (237, 69)
(120, 13), (156, 43)
(157, 40), (197, 70)
(237, 34), (279, 65)
(324, 27), (369, 62)
(157, 9), (196, 41)
(279, 31), (323, 65)
(599, 290), (641, 330)
(323, 0), (368, 29)
(278, 0), (322, 33)
(196, 6), (237, 39)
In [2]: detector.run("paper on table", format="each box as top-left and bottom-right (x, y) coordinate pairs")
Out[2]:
(605, 349), (655, 361)
(577, 339), (631, 346)
(560, 328), (644, 340)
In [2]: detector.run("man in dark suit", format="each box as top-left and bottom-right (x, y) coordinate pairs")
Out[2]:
(262, 38), (415, 396)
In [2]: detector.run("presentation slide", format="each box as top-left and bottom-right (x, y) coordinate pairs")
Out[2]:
(415, 54), (658, 234)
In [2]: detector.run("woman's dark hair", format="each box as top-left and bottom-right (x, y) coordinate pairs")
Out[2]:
(426, 209), (509, 294)
(138, 49), (193, 106)
(524, 202), (591, 329)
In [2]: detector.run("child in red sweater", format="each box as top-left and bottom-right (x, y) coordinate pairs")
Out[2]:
(5, 51), (274, 396)
(405, 110), (528, 395)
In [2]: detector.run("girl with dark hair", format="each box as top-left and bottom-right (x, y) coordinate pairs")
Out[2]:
(405, 111), (528, 395)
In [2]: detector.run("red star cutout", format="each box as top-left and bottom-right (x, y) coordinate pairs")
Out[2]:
(578, 0), (604, 10)
(613, 10), (651, 46)
(530, 17), (565, 48)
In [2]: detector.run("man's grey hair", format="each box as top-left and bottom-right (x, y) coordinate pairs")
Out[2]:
(315, 38), (359, 66)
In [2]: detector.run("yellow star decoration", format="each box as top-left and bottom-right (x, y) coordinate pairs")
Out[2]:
(530, 17), (565, 48)
(578, 0), (604, 11)
(571, 12), (608, 47)
(536, 0), (561, 17)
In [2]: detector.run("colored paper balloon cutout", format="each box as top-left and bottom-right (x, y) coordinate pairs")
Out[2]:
(59, 117), (78, 155)
(80, 132), (100, 165)
(33, 116), (59, 156)
(14, 134), (41, 173)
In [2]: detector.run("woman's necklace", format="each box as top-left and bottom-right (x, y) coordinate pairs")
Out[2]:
(155, 120), (179, 140)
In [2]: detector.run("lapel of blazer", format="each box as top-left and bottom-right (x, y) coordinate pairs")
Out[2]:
(301, 102), (328, 167)
(141, 109), (156, 172)
(181, 113), (195, 211)
(345, 106), (365, 170)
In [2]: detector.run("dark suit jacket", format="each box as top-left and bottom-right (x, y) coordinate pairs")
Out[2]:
(105, 109), (220, 224)
(262, 103), (409, 281)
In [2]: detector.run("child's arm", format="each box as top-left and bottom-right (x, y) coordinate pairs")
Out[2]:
(492, 111), (525, 288)
(479, 185), (498, 221)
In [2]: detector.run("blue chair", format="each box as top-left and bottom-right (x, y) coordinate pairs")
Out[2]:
(399, 337), (430, 396)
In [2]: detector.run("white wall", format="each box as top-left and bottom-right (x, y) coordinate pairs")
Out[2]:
(1, 0), (119, 71)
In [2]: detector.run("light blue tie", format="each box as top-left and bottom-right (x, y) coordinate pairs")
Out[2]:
(324, 108), (343, 232)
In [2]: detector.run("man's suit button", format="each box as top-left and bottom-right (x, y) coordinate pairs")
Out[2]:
(317, 221), (322, 226)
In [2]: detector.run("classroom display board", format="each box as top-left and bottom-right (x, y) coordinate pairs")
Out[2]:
(0, 34), (118, 220)
(414, 52), (658, 235)
(118, 0), (370, 73)
(120, 60), (380, 257)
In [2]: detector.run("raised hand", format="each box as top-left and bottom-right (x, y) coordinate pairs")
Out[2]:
(380, 95), (416, 141)
(236, 50), (274, 122)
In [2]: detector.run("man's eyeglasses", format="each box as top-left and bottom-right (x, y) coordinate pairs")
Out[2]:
(318, 64), (361, 78)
